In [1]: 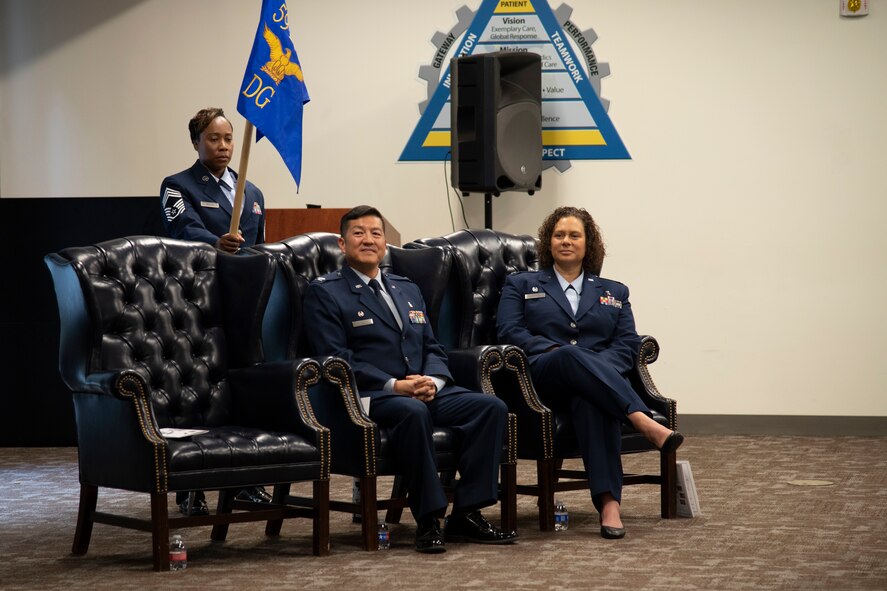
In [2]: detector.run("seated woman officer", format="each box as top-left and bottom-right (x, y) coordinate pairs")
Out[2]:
(496, 206), (684, 539)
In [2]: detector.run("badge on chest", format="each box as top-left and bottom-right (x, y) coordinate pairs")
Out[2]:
(525, 286), (545, 300)
(352, 310), (373, 327)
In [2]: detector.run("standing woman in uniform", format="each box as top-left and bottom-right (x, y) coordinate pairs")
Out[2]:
(496, 206), (684, 539)
(158, 107), (270, 514)
(160, 107), (265, 254)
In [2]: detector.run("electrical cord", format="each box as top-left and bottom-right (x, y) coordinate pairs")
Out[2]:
(444, 151), (470, 230)
(443, 151), (456, 232)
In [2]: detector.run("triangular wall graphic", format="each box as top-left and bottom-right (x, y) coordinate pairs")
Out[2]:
(400, 0), (630, 162)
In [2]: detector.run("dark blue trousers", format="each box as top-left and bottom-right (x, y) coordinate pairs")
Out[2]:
(369, 391), (507, 521)
(530, 346), (649, 509)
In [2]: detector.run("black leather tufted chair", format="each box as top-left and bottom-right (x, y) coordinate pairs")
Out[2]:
(252, 232), (517, 548)
(45, 236), (331, 570)
(408, 229), (679, 529)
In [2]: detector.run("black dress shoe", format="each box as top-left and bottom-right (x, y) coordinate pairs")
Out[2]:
(444, 510), (519, 545)
(178, 496), (209, 516)
(235, 486), (272, 503)
(660, 431), (685, 454)
(600, 525), (626, 539)
(415, 518), (446, 554)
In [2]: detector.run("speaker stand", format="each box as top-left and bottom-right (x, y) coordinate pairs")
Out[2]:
(484, 193), (493, 229)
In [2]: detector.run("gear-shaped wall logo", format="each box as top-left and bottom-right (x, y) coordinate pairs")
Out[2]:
(400, 1), (630, 171)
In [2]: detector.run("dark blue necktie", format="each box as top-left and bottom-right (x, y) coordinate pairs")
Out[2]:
(369, 278), (400, 328)
(565, 284), (579, 316)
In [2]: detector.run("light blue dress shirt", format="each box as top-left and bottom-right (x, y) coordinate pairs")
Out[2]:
(554, 268), (584, 316)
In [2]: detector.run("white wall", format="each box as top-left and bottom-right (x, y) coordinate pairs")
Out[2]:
(2, 0), (886, 416)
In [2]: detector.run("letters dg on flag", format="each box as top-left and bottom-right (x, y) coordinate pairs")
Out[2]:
(237, 0), (310, 187)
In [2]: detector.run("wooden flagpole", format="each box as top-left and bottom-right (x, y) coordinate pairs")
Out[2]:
(229, 121), (254, 236)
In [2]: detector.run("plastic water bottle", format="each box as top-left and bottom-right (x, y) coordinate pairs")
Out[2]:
(377, 521), (390, 550)
(169, 534), (187, 570)
(554, 500), (569, 532)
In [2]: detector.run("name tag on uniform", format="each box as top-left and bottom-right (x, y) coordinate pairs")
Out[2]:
(408, 310), (427, 324)
(524, 292), (546, 300)
(352, 318), (374, 327)
(200, 201), (220, 209)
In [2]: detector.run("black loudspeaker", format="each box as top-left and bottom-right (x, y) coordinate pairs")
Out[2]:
(450, 51), (542, 196)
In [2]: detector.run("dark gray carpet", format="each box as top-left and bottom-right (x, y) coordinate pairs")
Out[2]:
(1, 436), (885, 589)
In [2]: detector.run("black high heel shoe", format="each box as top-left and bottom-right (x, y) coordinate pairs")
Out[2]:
(600, 524), (626, 539)
(659, 430), (684, 454)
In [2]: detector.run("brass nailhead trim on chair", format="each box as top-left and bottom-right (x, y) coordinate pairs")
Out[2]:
(295, 360), (331, 480)
(323, 359), (377, 477)
(503, 348), (553, 460)
(480, 348), (502, 395)
(479, 348), (518, 465)
(506, 413), (517, 464)
(116, 371), (169, 493)
(637, 338), (677, 429)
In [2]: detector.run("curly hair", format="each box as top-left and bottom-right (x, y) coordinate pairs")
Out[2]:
(537, 206), (606, 275)
(188, 107), (229, 143)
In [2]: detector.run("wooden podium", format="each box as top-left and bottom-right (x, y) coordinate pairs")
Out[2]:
(265, 208), (401, 246)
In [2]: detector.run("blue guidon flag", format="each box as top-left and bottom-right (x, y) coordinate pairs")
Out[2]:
(237, 0), (310, 188)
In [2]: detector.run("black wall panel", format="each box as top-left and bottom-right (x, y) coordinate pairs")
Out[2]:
(0, 197), (166, 446)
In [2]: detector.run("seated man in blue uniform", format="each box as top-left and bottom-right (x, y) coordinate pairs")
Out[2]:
(160, 106), (265, 254)
(159, 107), (270, 514)
(303, 205), (518, 553)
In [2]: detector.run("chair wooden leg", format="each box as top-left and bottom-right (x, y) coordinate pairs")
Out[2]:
(360, 475), (379, 551)
(211, 489), (235, 541)
(313, 479), (330, 556)
(384, 475), (407, 525)
(150, 492), (170, 572)
(660, 448), (678, 518)
(537, 459), (556, 531)
(265, 483), (291, 536)
(439, 469), (456, 488)
(71, 483), (98, 556)
(499, 462), (517, 533)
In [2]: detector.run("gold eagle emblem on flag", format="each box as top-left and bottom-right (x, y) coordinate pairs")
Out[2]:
(260, 24), (304, 85)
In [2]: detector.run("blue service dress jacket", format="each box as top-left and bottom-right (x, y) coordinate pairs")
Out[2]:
(303, 266), (465, 398)
(160, 160), (265, 247)
(496, 268), (642, 398)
